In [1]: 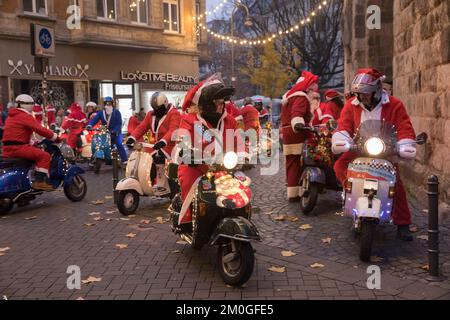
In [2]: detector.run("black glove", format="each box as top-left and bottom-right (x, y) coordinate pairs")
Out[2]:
(294, 123), (305, 132)
(153, 140), (167, 151)
(126, 137), (136, 148)
(86, 125), (93, 131)
(152, 150), (166, 164)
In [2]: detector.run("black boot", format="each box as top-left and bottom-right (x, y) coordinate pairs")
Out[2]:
(397, 225), (413, 242)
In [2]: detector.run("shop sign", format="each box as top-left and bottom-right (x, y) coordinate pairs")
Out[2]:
(7, 59), (89, 78)
(120, 71), (197, 84)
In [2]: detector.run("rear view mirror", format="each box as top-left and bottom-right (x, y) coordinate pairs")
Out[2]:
(416, 132), (428, 145)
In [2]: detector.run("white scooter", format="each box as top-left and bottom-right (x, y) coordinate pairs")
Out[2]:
(116, 142), (179, 215)
(333, 120), (427, 262)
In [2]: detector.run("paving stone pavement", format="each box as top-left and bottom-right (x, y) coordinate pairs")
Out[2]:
(0, 162), (449, 300)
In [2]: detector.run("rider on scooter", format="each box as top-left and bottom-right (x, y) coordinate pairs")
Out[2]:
(2, 94), (60, 190)
(126, 92), (181, 194)
(86, 97), (128, 165)
(332, 68), (417, 241)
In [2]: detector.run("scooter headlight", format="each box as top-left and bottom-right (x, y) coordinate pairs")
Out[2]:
(60, 143), (75, 160)
(365, 137), (385, 156)
(223, 152), (238, 170)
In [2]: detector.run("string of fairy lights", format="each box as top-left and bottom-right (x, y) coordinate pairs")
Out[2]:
(194, 0), (329, 47)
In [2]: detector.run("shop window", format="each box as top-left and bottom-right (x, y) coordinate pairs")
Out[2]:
(23, 0), (47, 15)
(163, 0), (181, 33)
(97, 0), (116, 20)
(129, 0), (148, 24)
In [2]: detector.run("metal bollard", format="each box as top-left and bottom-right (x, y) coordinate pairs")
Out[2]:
(426, 175), (443, 282)
(112, 148), (119, 205)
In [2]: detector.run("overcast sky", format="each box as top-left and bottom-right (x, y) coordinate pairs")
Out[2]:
(205, 0), (230, 21)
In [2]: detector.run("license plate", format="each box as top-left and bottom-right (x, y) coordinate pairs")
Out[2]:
(364, 179), (378, 191)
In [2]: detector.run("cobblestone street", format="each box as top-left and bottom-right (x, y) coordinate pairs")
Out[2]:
(0, 160), (449, 300)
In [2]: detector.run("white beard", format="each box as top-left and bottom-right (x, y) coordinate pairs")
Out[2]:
(105, 107), (113, 115)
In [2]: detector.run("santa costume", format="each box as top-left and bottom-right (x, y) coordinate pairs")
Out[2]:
(61, 103), (87, 150)
(332, 68), (416, 226)
(281, 71), (318, 200)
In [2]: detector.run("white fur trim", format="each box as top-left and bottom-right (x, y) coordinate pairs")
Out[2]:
(35, 167), (49, 175)
(291, 117), (305, 131)
(320, 114), (334, 121)
(287, 186), (300, 199)
(50, 133), (58, 141)
(283, 143), (303, 156)
(282, 90), (311, 106)
(235, 115), (243, 121)
(179, 176), (202, 225)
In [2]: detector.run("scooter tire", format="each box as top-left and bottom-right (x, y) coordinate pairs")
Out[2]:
(300, 182), (319, 215)
(64, 175), (87, 202)
(360, 220), (376, 262)
(94, 158), (102, 174)
(117, 190), (140, 216)
(218, 241), (255, 287)
(0, 201), (14, 216)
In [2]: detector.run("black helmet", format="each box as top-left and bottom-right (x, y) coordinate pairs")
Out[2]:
(198, 83), (235, 110)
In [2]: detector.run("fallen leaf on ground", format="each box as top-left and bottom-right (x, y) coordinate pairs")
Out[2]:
(156, 217), (165, 224)
(299, 224), (312, 230)
(120, 218), (130, 221)
(81, 276), (102, 284)
(421, 265), (429, 271)
(371, 256), (384, 263)
(310, 263), (325, 269)
(76, 297), (84, 300)
(88, 212), (101, 216)
(84, 223), (96, 227)
(140, 219), (151, 225)
(106, 218), (113, 221)
(59, 218), (68, 222)
(0, 247), (11, 253)
(0, 253), (5, 257)
(25, 216), (37, 220)
(281, 250), (296, 257)
(417, 235), (428, 241)
(273, 215), (286, 221)
(105, 210), (117, 214)
(115, 244), (128, 249)
(126, 233), (137, 238)
(422, 209), (429, 214)
(286, 216), (299, 222)
(127, 215), (136, 218)
(104, 196), (113, 200)
(322, 237), (332, 244)
(171, 250), (181, 253)
(91, 200), (104, 205)
(265, 211), (273, 215)
(176, 240), (187, 245)
(268, 266), (286, 273)
(409, 226), (419, 233)
(93, 217), (104, 221)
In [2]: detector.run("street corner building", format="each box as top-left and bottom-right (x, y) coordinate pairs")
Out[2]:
(0, 0), (208, 130)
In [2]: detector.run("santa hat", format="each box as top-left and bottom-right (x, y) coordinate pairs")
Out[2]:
(181, 74), (223, 112)
(324, 89), (342, 101)
(282, 70), (319, 104)
(355, 68), (386, 82)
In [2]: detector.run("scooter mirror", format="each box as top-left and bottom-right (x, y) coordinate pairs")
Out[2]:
(416, 132), (428, 145)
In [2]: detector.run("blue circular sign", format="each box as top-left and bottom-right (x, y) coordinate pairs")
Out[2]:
(39, 28), (52, 49)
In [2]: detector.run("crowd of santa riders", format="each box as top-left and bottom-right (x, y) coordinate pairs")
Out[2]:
(0, 67), (418, 241)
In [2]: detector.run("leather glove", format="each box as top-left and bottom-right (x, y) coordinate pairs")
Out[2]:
(126, 137), (136, 148)
(294, 123), (305, 132)
(153, 140), (167, 151)
(86, 125), (93, 131)
(152, 151), (166, 164)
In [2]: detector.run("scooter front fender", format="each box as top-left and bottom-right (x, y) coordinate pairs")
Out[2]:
(301, 167), (326, 185)
(354, 197), (382, 219)
(94, 150), (105, 160)
(64, 165), (85, 186)
(115, 178), (145, 196)
(209, 217), (261, 245)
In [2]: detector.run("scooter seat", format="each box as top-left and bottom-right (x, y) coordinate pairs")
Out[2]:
(0, 158), (34, 168)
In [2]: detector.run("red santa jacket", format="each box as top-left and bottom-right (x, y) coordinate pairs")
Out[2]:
(334, 93), (416, 146)
(177, 112), (242, 171)
(312, 101), (342, 126)
(2, 108), (57, 144)
(33, 104), (44, 124)
(131, 106), (181, 159)
(280, 93), (312, 155)
(225, 101), (243, 122)
(240, 104), (261, 132)
(127, 115), (141, 136)
(45, 105), (56, 126)
(61, 104), (86, 132)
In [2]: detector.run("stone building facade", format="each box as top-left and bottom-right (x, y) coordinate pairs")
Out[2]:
(343, 0), (450, 203)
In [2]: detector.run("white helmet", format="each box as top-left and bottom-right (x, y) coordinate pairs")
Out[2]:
(86, 101), (97, 108)
(15, 94), (34, 112)
(150, 92), (169, 109)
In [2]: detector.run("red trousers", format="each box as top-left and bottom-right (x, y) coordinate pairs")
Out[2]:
(2, 145), (51, 175)
(178, 164), (208, 224)
(285, 154), (303, 199)
(334, 152), (411, 226)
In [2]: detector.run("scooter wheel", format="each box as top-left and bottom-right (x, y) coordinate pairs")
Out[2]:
(117, 190), (140, 216)
(64, 175), (87, 202)
(300, 182), (319, 215)
(218, 240), (255, 287)
(0, 200), (14, 216)
(94, 158), (102, 174)
(360, 220), (376, 262)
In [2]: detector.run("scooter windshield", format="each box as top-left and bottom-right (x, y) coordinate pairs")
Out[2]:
(355, 120), (397, 148)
